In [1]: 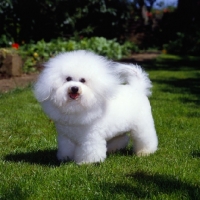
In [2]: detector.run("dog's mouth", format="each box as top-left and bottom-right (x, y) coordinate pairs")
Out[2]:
(69, 92), (80, 100)
(68, 86), (81, 100)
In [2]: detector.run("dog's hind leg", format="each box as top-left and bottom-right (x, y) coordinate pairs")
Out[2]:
(130, 123), (158, 156)
(107, 135), (129, 153)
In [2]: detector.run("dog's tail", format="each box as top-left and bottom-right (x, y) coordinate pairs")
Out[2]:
(113, 63), (152, 96)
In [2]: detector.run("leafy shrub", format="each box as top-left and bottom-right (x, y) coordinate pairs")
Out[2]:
(162, 32), (184, 54)
(163, 31), (200, 55)
(0, 0), (134, 45)
(18, 37), (138, 73)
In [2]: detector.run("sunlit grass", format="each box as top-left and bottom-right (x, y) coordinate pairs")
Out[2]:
(0, 56), (200, 199)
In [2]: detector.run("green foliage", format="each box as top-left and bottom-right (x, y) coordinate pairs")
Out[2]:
(0, 56), (200, 199)
(18, 37), (138, 73)
(163, 31), (200, 55)
(0, 35), (12, 46)
(0, 0), (134, 45)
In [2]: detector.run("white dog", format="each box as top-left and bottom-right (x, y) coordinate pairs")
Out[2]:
(34, 50), (158, 164)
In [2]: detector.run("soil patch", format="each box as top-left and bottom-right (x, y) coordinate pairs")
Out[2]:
(127, 52), (160, 61)
(0, 73), (38, 93)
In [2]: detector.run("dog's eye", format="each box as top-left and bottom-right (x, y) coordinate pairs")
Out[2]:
(66, 77), (72, 81)
(80, 78), (86, 83)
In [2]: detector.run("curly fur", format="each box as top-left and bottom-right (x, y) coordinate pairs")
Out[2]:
(34, 50), (158, 164)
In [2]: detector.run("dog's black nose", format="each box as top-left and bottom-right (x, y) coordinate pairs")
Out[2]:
(71, 86), (79, 93)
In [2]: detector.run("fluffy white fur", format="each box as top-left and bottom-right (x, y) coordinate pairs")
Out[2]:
(34, 50), (158, 164)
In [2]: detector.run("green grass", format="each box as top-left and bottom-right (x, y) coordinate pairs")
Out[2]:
(0, 55), (200, 199)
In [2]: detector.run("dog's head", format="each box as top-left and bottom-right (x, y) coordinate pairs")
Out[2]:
(34, 50), (119, 115)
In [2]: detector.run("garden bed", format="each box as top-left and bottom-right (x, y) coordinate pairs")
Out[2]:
(0, 73), (38, 92)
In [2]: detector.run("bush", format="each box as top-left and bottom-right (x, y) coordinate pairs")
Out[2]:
(0, 0), (134, 45)
(18, 37), (138, 73)
(163, 30), (200, 56)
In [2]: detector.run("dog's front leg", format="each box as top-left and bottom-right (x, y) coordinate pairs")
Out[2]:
(57, 133), (75, 161)
(74, 138), (107, 164)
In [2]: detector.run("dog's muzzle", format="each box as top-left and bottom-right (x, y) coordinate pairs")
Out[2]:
(69, 86), (80, 100)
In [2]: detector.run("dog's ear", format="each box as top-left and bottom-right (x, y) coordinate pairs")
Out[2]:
(34, 72), (51, 102)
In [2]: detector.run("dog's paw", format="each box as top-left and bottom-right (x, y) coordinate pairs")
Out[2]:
(135, 149), (156, 157)
(74, 143), (107, 164)
(57, 151), (73, 162)
(76, 156), (106, 165)
(75, 150), (107, 164)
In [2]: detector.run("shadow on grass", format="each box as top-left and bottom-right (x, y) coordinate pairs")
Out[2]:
(121, 55), (200, 71)
(102, 171), (200, 199)
(4, 149), (61, 166)
(5, 147), (135, 166)
(0, 185), (33, 200)
(121, 55), (200, 105)
(151, 76), (200, 104)
(191, 150), (200, 158)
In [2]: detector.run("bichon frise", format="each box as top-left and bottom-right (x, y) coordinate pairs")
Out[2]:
(34, 50), (158, 164)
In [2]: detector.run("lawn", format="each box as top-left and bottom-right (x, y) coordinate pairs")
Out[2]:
(0, 55), (200, 199)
